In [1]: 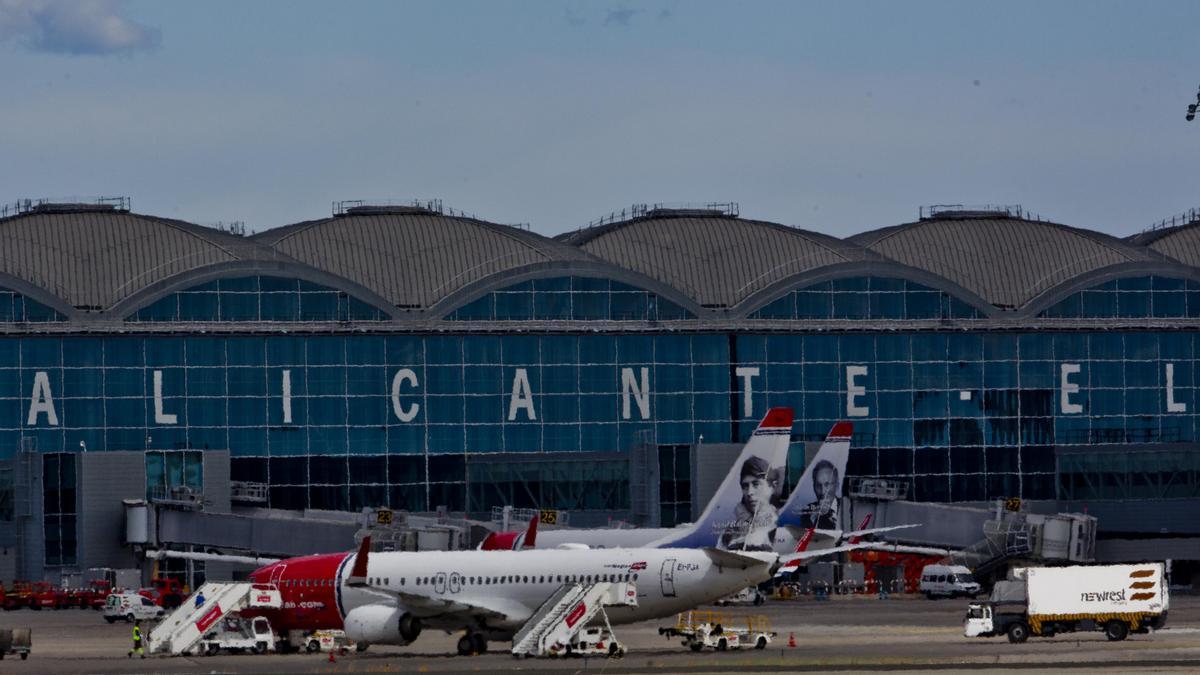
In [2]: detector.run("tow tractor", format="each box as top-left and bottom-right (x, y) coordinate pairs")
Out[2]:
(198, 616), (276, 655)
(303, 630), (352, 654)
(659, 610), (775, 652)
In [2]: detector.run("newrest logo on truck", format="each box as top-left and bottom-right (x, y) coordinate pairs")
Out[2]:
(1080, 569), (1157, 603)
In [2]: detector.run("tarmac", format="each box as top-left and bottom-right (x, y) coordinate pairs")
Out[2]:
(1, 593), (1198, 673)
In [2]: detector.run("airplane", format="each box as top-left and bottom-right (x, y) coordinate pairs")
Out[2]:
(520, 407), (796, 551)
(246, 535), (822, 655)
(478, 514), (538, 551)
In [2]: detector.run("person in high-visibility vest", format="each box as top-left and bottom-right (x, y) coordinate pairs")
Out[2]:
(128, 621), (145, 659)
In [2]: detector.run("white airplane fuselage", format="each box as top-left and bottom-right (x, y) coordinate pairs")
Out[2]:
(336, 547), (774, 643)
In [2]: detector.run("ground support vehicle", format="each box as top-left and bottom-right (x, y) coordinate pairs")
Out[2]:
(302, 630), (351, 654)
(964, 563), (1168, 644)
(0, 628), (31, 660)
(545, 626), (626, 658)
(104, 592), (166, 623)
(140, 577), (185, 609)
(920, 564), (982, 599)
(199, 616), (276, 655)
(660, 610), (775, 652)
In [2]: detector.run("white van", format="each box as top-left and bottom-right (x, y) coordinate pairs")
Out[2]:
(919, 564), (981, 599)
(104, 592), (165, 623)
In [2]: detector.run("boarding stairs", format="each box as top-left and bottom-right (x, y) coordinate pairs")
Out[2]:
(147, 582), (282, 655)
(511, 581), (638, 657)
(943, 519), (1034, 579)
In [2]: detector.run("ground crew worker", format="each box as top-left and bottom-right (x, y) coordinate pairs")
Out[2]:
(129, 621), (145, 659)
(194, 590), (206, 609)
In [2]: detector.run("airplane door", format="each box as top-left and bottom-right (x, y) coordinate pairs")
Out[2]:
(660, 558), (677, 597)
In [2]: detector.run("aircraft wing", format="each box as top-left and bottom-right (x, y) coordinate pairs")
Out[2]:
(775, 541), (880, 569)
(841, 524), (920, 538)
(702, 548), (777, 570)
(353, 585), (531, 623)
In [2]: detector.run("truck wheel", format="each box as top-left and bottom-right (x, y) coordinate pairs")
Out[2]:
(1007, 622), (1029, 644)
(126, 613), (135, 623)
(689, 641), (703, 652)
(206, 644), (220, 656)
(105, 616), (116, 624)
(717, 638), (728, 652)
(253, 641), (267, 654)
(925, 592), (935, 600)
(754, 594), (764, 606)
(1105, 620), (1129, 641)
(755, 636), (768, 650)
(356, 642), (369, 652)
(306, 640), (319, 653)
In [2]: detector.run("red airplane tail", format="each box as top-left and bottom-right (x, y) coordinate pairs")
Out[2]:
(848, 514), (873, 544)
(347, 536), (371, 585)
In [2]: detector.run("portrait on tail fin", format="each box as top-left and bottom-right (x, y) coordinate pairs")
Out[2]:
(718, 454), (786, 551)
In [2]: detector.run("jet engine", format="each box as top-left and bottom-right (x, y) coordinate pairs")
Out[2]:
(343, 605), (421, 646)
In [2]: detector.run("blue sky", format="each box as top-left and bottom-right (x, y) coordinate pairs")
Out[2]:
(1, 1), (1198, 237)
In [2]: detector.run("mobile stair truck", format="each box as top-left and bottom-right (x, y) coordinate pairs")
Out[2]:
(964, 563), (1168, 643)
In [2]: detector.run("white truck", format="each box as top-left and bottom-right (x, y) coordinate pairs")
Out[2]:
(964, 563), (1169, 643)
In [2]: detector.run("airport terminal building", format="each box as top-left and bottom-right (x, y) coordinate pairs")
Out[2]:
(1, 198), (1199, 581)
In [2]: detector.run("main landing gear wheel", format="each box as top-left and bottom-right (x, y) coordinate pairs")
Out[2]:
(470, 633), (487, 654)
(456, 635), (475, 656)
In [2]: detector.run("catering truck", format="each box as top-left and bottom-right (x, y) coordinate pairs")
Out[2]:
(964, 563), (1168, 643)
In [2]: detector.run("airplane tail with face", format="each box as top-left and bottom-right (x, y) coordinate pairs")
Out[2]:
(777, 421), (852, 532)
(650, 407), (793, 549)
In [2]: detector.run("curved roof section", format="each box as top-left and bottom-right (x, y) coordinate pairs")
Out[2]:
(254, 209), (596, 310)
(1130, 219), (1200, 268)
(560, 210), (876, 308)
(0, 206), (269, 311)
(851, 213), (1159, 309)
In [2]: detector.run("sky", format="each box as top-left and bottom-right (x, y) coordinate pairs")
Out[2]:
(0, 0), (1198, 238)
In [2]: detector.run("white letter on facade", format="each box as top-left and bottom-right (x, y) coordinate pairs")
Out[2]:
(621, 367), (651, 420)
(846, 365), (870, 417)
(153, 370), (178, 425)
(391, 368), (420, 422)
(1166, 363), (1187, 413)
(281, 369), (293, 424)
(27, 371), (58, 426)
(508, 368), (536, 421)
(1060, 363), (1083, 414)
(735, 366), (760, 418)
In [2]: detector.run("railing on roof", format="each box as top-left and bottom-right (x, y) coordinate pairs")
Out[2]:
(210, 221), (248, 236)
(0, 196), (130, 218)
(332, 199), (479, 220)
(919, 204), (1028, 220)
(1141, 207), (1200, 235)
(585, 202), (738, 228)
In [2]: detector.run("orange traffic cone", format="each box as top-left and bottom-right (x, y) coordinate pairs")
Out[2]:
(787, 632), (797, 648)
(328, 647), (336, 663)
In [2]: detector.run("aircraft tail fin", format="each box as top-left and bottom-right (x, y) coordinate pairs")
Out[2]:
(523, 513), (538, 549)
(848, 514), (872, 544)
(651, 407), (793, 549)
(347, 536), (371, 586)
(778, 422), (852, 531)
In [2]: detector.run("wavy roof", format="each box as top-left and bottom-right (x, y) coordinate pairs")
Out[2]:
(851, 214), (1158, 309)
(562, 212), (874, 308)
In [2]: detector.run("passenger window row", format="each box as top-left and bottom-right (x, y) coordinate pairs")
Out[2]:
(409, 572), (639, 587)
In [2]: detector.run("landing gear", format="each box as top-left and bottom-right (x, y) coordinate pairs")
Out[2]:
(457, 633), (488, 655)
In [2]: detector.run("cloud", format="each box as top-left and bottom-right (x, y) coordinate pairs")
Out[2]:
(604, 7), (638, 27)
(0, 0), (160, 55)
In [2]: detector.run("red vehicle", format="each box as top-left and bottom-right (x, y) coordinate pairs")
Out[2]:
(30, 582), (65, 610)
(2, 582), (32, 611)
(139, 577), (185, 609)
(76, 580), (113, 610)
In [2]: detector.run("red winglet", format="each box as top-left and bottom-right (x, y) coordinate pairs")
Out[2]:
(827, 421), (853, 440)
(759, 407), (794, 429)
(524, 514), (538, 549)
(795, 527), (815, 553)
(348, 536), (371, 585)
(849, 514), (872, 544)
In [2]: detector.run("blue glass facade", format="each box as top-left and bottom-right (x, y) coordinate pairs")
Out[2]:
(128, 276), (388, 322)
(0, 287), (64, 322)
(1, 328), (1196, 512)
(749, 277), (983, 320)
(445, 276), (693, 321)
(1040, 276), (1200, 319)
